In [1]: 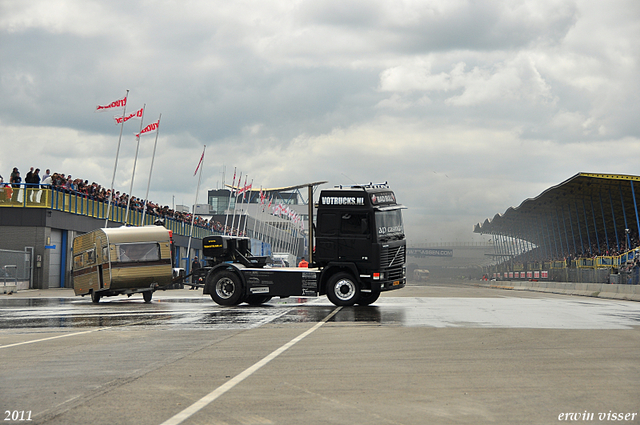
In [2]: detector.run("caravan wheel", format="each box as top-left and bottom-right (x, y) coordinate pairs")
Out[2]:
(91, 291), (101, 304)
(143, 291), (153, 303)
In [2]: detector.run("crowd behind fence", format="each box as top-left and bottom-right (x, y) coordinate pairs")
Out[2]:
(0, 183), (221, 239)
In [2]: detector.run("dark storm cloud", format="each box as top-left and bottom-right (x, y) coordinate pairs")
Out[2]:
(298, 0), (578, 52)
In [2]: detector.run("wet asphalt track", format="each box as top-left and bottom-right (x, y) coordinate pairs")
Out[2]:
(1, 282), (639, 425)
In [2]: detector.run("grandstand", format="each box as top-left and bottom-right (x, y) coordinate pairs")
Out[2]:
(474, 173), (640, 284)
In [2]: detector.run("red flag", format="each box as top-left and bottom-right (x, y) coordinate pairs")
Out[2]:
(194, 147), (205, 176)
(113, 107), (144, 125)
(235, 172), (242, 195)
(96, 96), (127, 112)
(241, 176), (248, 199)
(135, 120), (159, 138)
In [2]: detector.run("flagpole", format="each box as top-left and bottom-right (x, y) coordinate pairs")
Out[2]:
(187, 145), (206, 270)
(257, 187), (265, 241)
(287, 217), (293, 255)
(105, 89), (129, 227)
(223, 168), (236, 235)
(273, 204), (280, 253)
(268, 200), (276, 251)
(239, 175), (248, 235)
(125, 103), (146, 225)
(242, 178), (253, 236)
(260, 193), (268, 242)
(142, 113), (161, 225)
(230, 172), (242, 235)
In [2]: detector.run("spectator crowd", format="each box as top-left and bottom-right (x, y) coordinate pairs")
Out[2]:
(1, 166), (246, 236)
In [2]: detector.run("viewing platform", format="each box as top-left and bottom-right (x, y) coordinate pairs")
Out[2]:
(0, 185), (216, 239)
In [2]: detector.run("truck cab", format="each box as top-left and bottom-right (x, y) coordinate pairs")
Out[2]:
(314, 184), (406, 303)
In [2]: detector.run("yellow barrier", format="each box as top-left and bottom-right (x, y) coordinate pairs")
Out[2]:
(0, 188), (217, 239)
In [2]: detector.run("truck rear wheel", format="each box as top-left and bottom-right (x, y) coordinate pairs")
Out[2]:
(326, 272), (360, 306)
(356, 290), (380, 306)
(210, 271), (244, 306)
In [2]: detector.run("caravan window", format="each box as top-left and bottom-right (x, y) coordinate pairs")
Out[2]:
(116, 242), (161, 263)
(86, 249), (96, 265)
(73, 254), (84, 269)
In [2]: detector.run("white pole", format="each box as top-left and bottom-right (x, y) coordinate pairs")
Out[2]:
(242, 178), (253, 236)
(223, 168), (236, 235)
(187, 145), (206, 268)
(287, 219), (293, 255)
(142, 113), (161, 225)
(125, 104), (146, 225)
(105, 89), (129, 227)
(230, 171), (241, 235)
(258, 189), (266, 242)
(266, 208), (274, 250)
(238, 174), (248, 235)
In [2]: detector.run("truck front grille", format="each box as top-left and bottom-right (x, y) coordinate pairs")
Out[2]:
(380, 245), (405, 268)
(387, 266), (405, 281)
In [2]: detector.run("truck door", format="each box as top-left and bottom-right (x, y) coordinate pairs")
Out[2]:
(337, 212), (372, 266)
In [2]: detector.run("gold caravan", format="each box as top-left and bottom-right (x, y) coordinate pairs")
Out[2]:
(71, 226), (175, 303)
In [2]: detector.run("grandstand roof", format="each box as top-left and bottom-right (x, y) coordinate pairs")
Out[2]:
(474, 173), (640, 251)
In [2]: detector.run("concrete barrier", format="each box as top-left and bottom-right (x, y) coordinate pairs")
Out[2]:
(477, 280), (640, 301)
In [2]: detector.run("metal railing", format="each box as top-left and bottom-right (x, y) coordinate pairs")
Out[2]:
(0, 185), (217, 239)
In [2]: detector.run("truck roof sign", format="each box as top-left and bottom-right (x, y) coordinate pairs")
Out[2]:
(319, 187), (399, 209)
(370, 192), (396, 206)
(319, 196), (366, 206)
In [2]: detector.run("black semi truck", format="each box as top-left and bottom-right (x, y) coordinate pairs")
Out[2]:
(201, 183), (406, 306)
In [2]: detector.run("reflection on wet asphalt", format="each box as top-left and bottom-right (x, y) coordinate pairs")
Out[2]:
(1, 296), (639, 330)
(0, 297), (398, 330)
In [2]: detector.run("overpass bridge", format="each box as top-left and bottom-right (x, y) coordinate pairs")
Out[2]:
(407, 242), (496, 271)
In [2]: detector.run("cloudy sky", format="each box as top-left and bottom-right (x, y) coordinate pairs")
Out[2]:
(1, 0), (639, 245)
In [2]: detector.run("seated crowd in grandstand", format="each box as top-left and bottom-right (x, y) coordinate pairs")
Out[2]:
(511, 228), (640, 267)
(1, 167), (244, 236)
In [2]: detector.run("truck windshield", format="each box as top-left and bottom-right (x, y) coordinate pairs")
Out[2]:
(375, 209), (404, 241)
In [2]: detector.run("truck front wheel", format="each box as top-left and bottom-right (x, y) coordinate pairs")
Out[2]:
(209, 271), (244, 306)
(245, 295), (272, 306)
(357, 290), (380, 306)
(326, 272), (360, 306)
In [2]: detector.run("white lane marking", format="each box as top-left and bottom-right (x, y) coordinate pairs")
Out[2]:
(159, 306), (342, 425)
(0, 328), (111, 349)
